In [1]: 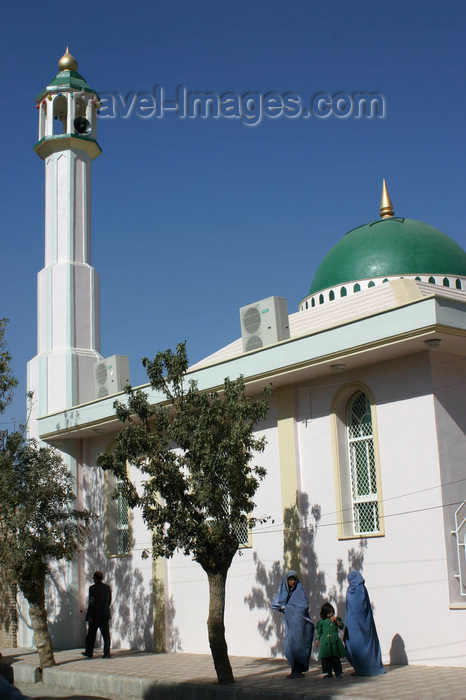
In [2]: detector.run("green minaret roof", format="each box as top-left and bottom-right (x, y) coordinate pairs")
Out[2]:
(309, 217), (466, 295)
(36, 70), (97, 101)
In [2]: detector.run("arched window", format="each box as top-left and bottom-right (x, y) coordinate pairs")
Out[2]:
(340, 287), (347, 297)
(368, 281), (375, 288)
(383, 278), (389, 283)
(353, 283), (361, 293)
(39, 101), (47, 140)
(456, 279), (462, 290)
(52, 95), (67, 135)
(305, 300), (309, 309)
(443, 278), (450, 287)
(311, 297), (315, 307)
(428, 276), (436, 284)
(346, 392), (380, 535)
(319, 294), (324, 305)
(329, 290), (335, 301)
(74, 95), (87, 118)
(331, 385), (384, 539)
(415, 276), (421, 281)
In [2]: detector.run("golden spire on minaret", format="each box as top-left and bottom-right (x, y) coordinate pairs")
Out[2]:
(380, 178), (394, 218)
(58, 47), (78, 72)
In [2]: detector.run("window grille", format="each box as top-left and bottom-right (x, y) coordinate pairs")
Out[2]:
(106, 473), (130, 557)
(116, 480), (130, 554)
(453, 500), (466, 596)
(220, 492), (249, 547)
(347, 392), (380, 535)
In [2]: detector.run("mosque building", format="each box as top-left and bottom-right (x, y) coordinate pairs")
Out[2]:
(15, 50), (466, 666)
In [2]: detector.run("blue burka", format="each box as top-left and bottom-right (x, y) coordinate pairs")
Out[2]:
(271, 570), (314, 671)
(345, 570), (385, 676)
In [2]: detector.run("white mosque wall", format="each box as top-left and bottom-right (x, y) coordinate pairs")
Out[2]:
(166, 396), (286, 658)
(72, 398), (288, 659)
(42, 349), (465, 666)
(154, 351), (465, 665)
(294, 352), (465, 667)
(431, 353), (466, 609)
(78, 436), (155, 651)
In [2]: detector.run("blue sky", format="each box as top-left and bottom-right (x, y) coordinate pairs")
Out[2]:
(1, 0), (465, 426)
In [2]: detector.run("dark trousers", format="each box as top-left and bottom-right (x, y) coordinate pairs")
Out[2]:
(85, 616), (110, 656)
(322, 656), (342, 676)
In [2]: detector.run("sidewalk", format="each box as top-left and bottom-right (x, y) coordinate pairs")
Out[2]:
(1, 647), (465, 700)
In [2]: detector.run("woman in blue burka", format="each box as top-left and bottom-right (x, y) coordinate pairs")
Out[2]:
(344, 570), (385, 676)
(272, 570), (315, 679)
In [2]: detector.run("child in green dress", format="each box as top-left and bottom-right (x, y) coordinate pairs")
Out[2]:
(315, 602), (346, 678)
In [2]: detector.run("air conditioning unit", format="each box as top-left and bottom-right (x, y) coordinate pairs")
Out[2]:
(240, 296), (290, 353)
(94, 355), (130, 400)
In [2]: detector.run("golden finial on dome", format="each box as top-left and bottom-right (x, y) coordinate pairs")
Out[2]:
(58, 47), (78, 72)
(380, 178), (394, 218)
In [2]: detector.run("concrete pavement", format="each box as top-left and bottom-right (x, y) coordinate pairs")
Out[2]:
(1, 647), (465, 700)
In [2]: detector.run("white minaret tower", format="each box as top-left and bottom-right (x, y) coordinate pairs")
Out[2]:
(22, 49), (102, 649)
(27, 48), (102, 425)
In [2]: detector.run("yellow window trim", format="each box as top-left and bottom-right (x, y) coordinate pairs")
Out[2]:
(330, 381), (385, 540)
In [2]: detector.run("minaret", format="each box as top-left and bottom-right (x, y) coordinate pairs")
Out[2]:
(27, 49), (102, 425)
(22, 49), (102, 650)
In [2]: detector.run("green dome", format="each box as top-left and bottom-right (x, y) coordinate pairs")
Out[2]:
(309, 217), (466, 294)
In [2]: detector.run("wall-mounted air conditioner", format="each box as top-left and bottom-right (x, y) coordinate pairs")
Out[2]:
(94, 355), (130, 400)
(240, 296), (290, 353)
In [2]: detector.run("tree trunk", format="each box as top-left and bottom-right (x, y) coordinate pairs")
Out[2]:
(207, 570), (234, 684)
(25, 575), (56, 669)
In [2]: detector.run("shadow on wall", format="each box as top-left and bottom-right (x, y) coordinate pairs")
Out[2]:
(109, 564), (154, 651)
(84, 465), (154, 651)
(47, 561), (77, 649)
(389, 633), (409, 665)
(244, 492), (366, 656)
(244, 554), (286, 657)
(0, 580), (17, 646)
(166, 594), (182, 652)
(47, 463), (156, 652)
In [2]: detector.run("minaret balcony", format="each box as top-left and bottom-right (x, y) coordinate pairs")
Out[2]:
(34, 133), (102, 160)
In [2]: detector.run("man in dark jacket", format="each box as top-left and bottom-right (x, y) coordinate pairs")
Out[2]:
(83, 571), (112, 658)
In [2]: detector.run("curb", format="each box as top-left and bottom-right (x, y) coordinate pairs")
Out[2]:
(1, 661), (40, 685)
(8, 661), (361, 700)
